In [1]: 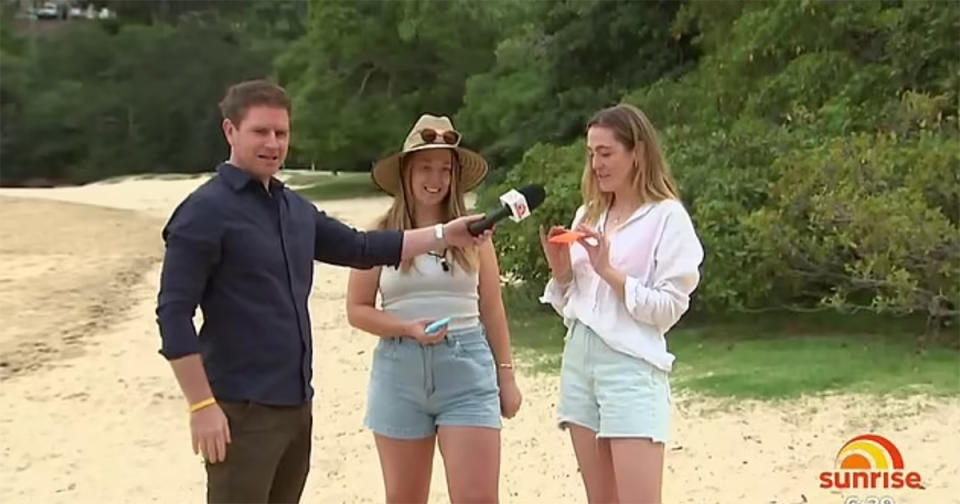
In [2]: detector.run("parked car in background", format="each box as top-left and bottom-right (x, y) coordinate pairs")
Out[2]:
(34, 2), (63, 20)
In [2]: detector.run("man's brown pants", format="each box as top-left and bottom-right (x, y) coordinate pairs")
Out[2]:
(205, 401), (312, 504)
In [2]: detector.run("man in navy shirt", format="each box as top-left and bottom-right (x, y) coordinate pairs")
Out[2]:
(156, 79), (491, 503)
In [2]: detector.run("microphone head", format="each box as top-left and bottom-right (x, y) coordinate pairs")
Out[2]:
(518, 184), (547, 210)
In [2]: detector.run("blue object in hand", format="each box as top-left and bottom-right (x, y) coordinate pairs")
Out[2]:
(424, 317), (452, 335)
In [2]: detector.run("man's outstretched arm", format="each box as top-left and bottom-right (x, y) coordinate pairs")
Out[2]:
(313, 209), (491, 268)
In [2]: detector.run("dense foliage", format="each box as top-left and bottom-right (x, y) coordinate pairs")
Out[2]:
(2, 0), (956, 322)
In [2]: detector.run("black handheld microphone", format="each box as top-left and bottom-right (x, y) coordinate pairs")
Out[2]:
(467, 184), (547, 236)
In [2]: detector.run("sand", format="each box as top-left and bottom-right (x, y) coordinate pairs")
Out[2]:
(0, 177), (957, 504)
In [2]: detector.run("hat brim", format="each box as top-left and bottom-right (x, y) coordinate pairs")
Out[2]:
(371, 145), (488, 196)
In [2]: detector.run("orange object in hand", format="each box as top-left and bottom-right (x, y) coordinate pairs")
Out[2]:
(548, 230), (585, 244)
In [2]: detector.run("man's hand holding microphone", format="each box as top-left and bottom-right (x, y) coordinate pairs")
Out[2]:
(422, 183), (546, 250)
(466, 184), (546, 236)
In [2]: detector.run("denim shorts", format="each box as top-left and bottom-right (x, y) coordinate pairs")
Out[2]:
(558, 320), (672, 442)
(364, 324), (501, 439)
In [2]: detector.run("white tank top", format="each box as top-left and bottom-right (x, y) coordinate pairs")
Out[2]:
(379, 253), (480, 331)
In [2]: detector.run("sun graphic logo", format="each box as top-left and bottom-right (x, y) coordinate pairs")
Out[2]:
(819, 434), (924, 490)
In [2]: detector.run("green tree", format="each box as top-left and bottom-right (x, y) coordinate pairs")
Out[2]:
(487, 0), (960, 324)
(2, 3), (295, 184)
(748, 132), (959, 325)
(278, 0), (507, 172)
(456, 0), (695, 176)
(0, 5), (31, 182)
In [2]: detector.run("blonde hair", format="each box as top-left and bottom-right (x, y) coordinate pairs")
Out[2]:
(376, 149), (479, 272)
(580, 103), (680, 225)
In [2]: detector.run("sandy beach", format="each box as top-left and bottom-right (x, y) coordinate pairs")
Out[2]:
(0, 176), (956, 504)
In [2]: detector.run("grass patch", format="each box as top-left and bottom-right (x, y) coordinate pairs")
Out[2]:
(504, 285), (960, 399)
(294, 172), (382, 201)
(502, 284), (567, 371)
(670, 321), (959, 399)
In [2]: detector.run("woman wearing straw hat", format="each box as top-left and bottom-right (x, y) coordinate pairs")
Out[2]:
(346, 114), (522, 503)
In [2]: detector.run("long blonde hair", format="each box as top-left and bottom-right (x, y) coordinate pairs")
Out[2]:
(581, 103), (680, 225)
(376, 149), (479, 272)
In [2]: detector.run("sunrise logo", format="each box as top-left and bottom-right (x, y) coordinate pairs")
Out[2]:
(819, 434), (923, 490)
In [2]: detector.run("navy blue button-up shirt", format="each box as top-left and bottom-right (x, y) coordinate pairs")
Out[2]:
(156, 163), (403, 405)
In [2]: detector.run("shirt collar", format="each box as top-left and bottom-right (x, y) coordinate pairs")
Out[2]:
(600, 201), (656, 231)
(217, 162), (285, 192)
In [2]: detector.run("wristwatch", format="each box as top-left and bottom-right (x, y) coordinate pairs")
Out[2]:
(434, 223), (446, 248)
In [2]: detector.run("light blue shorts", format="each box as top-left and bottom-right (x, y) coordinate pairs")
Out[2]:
(364, 325), (501, 439)
(558, 320), (672, 442)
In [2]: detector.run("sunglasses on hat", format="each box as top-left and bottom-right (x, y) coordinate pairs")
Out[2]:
(418, 128), (460, 147)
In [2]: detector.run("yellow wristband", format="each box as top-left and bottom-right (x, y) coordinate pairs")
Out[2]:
(188, 397), (217, 413)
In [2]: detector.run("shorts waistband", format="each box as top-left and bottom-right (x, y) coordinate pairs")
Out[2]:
(385, 323), (485, 347)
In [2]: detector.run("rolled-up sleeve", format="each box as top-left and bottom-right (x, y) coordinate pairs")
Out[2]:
(539, 277), (572, 317)
(623, 208), (704, 332)
(314, 209), (403, 269)
(156, 195), (223, 359)
(538, 205), (584, 317)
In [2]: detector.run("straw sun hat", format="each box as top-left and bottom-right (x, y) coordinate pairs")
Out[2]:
(371, 114), (488, 196)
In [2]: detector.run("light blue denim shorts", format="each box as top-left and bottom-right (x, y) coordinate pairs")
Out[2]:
(364, 324), (501, 439)
(558, 320), (672, 442)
